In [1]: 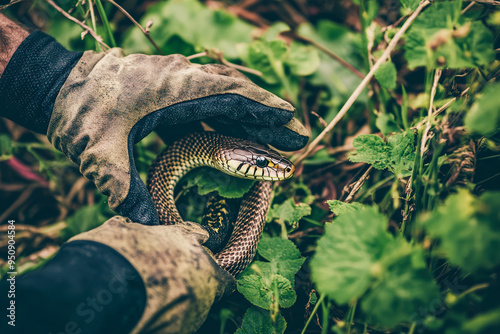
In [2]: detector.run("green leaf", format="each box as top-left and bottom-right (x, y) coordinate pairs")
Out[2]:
(297, 21), (365, 99)
(268, 198), (311, 227)
(421, 190), (500, 271)
(122, 0), (254, 58)
(61, 199), (113, 240)
(362, 245), (440, 327)
(254, 236), (306, 284)
(465, 82), (500, 136)
(239, 40), (288, 84)
(312, 207), (439, 324)
(237, 274), (296, 310)
(399, 0), (420, 14)
(310, 207), (392, 304)
(0, 134), (13, 161)
(375, 113), (400, 135)
(235, 306), (286, 334)
(285, 41), (320, 76)
(374, 61), (397, 90)
(262, 22), (290, 42)
(348, 130), (415, 177)
(182, 167), (255, 198)
(326, 200), (365, 215)
(405, 2), (494, 69)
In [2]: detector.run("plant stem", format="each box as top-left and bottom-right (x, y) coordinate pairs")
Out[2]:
(301, 294), (325, 334)
(293, 0), (431, 164)
(94, 0), (116, 47)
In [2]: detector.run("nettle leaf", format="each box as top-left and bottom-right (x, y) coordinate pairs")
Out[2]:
(237, 274), (296, 310)
(268, 198), (311, 227)
(348, 130), (415, 177)
(362, 245), (440, 327)
(182, 167), (255, 198)
(374, 61), (397, 90)
(405, 2), (494, 69)
(311, 207), (439, 324)
(421, 190), (500, 271)
(326, 200), (364, 215)
(235, 306), (286, 334)
(465, 82), (500, 136)
(310, 207), (392, 304)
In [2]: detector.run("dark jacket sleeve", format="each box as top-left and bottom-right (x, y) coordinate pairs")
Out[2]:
(0, 240), (146, 334)
(0, 30), (82, 134)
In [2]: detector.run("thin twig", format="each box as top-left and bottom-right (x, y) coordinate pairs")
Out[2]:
(106, 0), (163, 54)
(46, 0), (109, 50)
(421, 69), (442, 157)
(344, 166), (374, 203)
(187, 49), (263, 76)
(0, 0), (24, 11)
(286, 32), (365, 80)
(186, 52), (207, 60)
(461, 1), (476, 13)
(293, 0), (431, 164)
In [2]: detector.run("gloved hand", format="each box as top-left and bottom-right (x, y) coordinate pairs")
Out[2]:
(0, 30), (309, 225)
(2, 216), (235, 334)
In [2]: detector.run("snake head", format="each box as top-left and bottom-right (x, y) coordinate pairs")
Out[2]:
(218, 140), (295, 181)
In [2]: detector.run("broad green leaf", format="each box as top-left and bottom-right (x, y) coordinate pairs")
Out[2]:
(405, 2), (494, 69)
(312, 207), (439, 323)
(262, 22), (290, 42)
(285, 42), (320, 76)
(310, 207), (392, 304)
(362, 245), (440, 327)
(465, 82), (500, 136)
(421, 190), (500, 271)
(182, 167), (255, 198)
(374, 61), (397, 90)
(254, 236), (306, 284)
(235, 306), (286, 334)
(237, 274), (296, 310)
(268, 198), (311, 227)
(348, 130), (415, 177)
(326, 200), (364, 215)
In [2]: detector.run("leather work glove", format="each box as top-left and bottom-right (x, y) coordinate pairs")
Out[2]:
(0, 216), (235, 334)
(0, 30), (309, 225)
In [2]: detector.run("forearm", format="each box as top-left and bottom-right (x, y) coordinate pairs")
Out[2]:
(0, 14), (29, 78)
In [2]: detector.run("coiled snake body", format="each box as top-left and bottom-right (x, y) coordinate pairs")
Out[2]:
(147, 132), (294, 275)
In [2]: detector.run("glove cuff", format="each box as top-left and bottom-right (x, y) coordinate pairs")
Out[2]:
(0, 30), (82, 134)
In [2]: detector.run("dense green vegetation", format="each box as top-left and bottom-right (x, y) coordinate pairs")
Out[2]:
(1, 0), (499, 333)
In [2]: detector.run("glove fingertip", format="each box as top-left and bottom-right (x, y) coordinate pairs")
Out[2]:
(117, 171), (160, 226)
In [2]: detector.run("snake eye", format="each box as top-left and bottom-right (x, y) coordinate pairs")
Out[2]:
(256, 156), (268, 168)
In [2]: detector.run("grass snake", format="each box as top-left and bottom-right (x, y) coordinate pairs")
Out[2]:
(147, 132), (294, 276)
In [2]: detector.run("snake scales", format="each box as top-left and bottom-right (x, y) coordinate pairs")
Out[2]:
(147, 132), (294, 276)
